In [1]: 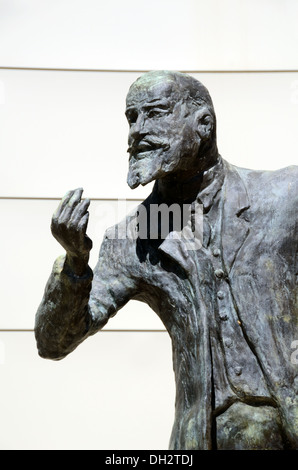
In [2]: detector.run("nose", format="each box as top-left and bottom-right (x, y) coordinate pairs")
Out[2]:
(129, 113), (147, 141)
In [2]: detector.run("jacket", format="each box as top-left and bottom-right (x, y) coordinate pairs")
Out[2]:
(35, 158), (298, 449)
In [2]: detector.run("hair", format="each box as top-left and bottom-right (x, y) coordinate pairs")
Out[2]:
(130, 70), (214, 109)
(129, 70), (217, 135)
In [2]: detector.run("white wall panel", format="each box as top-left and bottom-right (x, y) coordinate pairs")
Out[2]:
(0, 198), (165, 330)
(0, 331), (175, 449)
(0, 0), (297, 71)
(0, 69), (297, 199)
(1, 0), (297, 453)
(0, 69), (151, 199)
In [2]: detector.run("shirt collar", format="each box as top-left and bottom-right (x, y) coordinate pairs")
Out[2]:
(196, 155), (225, 212)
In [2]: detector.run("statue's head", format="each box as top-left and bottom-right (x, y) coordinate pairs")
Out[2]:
(126, 70), (218, 189)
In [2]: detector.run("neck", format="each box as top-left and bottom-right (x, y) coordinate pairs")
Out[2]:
(155, 152), (220, 204)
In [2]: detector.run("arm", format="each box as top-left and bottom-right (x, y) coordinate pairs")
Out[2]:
(34, 188), (136, 360)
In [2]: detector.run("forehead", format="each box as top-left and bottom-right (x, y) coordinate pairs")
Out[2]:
(126, 77), (179, 109)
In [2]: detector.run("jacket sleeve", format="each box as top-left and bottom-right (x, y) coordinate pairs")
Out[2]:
(34, 231), (138, 360)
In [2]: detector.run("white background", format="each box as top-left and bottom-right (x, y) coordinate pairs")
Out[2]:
(0, 0), (297, 450)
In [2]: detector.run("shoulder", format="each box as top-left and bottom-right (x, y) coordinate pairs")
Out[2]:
(225, 160), (298, 206)
(236, 163), (297, 184)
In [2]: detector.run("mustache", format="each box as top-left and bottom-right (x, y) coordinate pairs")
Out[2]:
(127, 137), (170, 155)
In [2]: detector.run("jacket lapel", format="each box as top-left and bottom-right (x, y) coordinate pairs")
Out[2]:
(158, 160), (250, 275)
(221, 161), (250, 273)
(158, 223), (198, 274)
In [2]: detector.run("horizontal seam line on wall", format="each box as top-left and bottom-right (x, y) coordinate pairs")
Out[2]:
(0, 329), (166, 333)
(0, 66), (298, 74)
(0, 197), (144, 201)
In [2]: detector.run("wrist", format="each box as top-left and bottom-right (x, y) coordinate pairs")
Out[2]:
(65, 253), (90, 277)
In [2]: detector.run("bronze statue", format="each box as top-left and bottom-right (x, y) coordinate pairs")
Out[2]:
(35, 71), (298, 450)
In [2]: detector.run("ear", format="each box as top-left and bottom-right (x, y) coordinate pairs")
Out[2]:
(196, 110), (213, 141)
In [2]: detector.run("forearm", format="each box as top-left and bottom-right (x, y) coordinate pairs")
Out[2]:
(35, 224), (138, 360)
(34, 255), (106, 360)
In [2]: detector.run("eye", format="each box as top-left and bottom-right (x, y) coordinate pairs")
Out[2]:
(147, 108), (167, 119)
(126, 110), (138, 125)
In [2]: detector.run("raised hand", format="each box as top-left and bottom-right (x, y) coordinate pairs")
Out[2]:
(51, 188), (92, 276)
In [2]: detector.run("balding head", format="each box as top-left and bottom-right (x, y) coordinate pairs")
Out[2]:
(126, 71), (218, 189)
(128, 70), (215, 119)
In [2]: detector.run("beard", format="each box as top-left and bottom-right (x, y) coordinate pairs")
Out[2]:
(127, 150), (163, 189)
(126, 135), (202, 189)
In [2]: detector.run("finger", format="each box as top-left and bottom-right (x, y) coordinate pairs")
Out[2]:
(52, 189), (75, 220)
(69, 198), (91, 225)
(84, 234), (93, 252)
(78, 213), (93, 251)
(59, 187), (84, 222)
(77, 211), (90, 234)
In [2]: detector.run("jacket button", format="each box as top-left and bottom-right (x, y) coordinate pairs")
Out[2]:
(213, 248), (221, 257)
(234, 366), (242, 376)
(215, 269), (224, 278)
(217, 290), (224, 299)
(219, 311), (228, 321)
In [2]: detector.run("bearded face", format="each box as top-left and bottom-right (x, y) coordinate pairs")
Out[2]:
(125, 76), (209, 189)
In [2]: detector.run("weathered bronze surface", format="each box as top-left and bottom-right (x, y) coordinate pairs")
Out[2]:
(35, 71), (298, 449)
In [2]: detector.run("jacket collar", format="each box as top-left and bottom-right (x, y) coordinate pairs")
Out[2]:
(158, 158), (250, 273)
(196, 156), (225, 212)
(221, 160), (250, 272)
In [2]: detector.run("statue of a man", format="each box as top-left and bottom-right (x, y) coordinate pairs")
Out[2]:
(35, 71), (298, 450)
